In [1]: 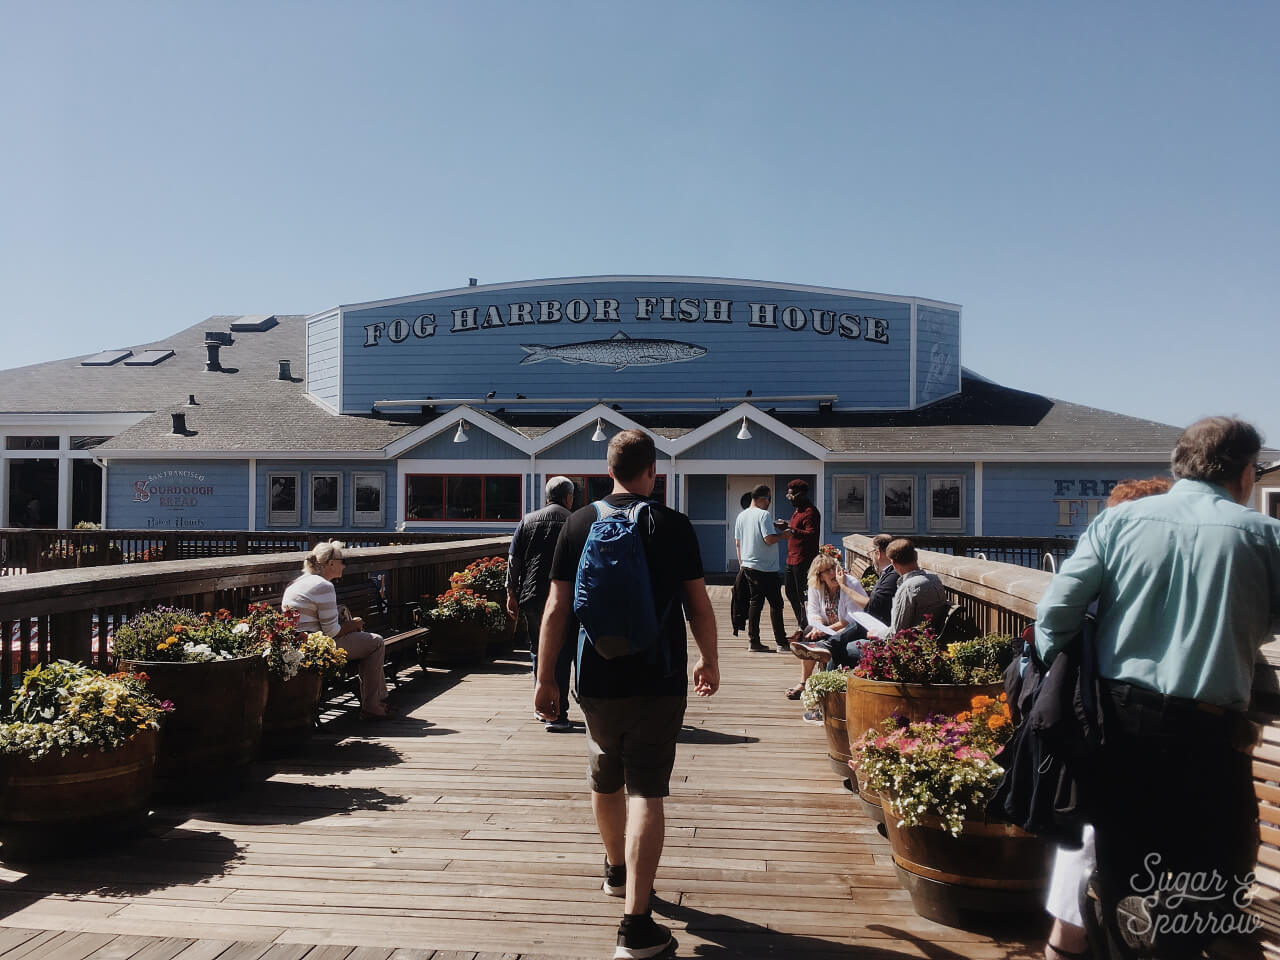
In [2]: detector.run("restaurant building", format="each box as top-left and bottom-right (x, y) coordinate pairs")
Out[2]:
(0, 276), (1201, 572)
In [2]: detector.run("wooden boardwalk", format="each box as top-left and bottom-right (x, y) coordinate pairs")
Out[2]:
(0, 588), (1044, 959)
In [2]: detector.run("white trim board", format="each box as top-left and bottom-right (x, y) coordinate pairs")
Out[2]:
(323, 275), (961, 316)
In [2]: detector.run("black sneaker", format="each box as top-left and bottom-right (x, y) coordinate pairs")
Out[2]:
(614, 914), (674, 959)
(603, 857), (625, 897)
(747, 642), (772, 653)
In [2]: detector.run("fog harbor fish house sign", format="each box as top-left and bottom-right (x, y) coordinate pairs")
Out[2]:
(336, 278), (913, 413)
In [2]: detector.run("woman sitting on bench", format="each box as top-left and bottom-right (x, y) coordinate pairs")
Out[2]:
(282, 540), (392, 721)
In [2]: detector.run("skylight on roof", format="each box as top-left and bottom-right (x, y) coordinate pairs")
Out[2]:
(123, 350), (175, 366)
(229, 315), (278, 332)
(81, 349), (132, 366)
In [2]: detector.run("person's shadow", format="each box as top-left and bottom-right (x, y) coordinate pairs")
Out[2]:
(652, 896), (1044, 959)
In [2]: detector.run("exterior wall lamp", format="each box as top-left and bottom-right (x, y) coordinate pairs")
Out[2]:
(592, 418), (607, 442)
(736, 417), (752, 441)
(452, 421), (468, 443)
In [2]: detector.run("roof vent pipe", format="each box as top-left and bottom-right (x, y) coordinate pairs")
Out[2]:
(277, 359), (292, 380)
(170, 413), (188, 435)
(186, 394), (198, 406)
(468, 277), (478, 286)
(205, 341), (222, 372)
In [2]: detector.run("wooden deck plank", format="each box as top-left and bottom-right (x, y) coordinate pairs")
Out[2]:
(0, 588), (1048, 959)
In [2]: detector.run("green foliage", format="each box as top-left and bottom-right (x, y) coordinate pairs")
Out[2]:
(945, 634), (1016, 684)
(112, 606), (250, 663)
(0, 660), (170, 760)
(426, 588), (506, 633)
(801, 667), (847, 713)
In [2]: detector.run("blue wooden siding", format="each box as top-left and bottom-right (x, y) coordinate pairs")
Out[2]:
(256, 461), (398, 531)
(108, 461), (249, 530)
(982, 461), (1169, 536)
(915, 306), (961, 405)
(686, 475), (726, 522)
(340, 280), (919, 414)
(694, 522), (727, 573)
(398, 427), (526, 460)
(823, 464), (977, 542)
(681, 423), (814, 461)
(538, 423), (671, 460)
(306, 311), (341, 410)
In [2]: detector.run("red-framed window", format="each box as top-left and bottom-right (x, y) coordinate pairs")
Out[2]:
(566, 474), (667, 507)
(404, 474), (523, 521)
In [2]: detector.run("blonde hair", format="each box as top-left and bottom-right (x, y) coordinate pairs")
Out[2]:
(807, 553), (841, 592)
(304, 539), (346, 575)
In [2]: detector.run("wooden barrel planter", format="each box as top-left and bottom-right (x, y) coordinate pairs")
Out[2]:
(846, 678), (1005, 745)
(261, 670), (324, 756)
(121, 655), (268, 798)
(881, 807), (1052, 928)
(419, 619), (492, 667)
(819, 690), (852, 779)
(0, 728), (158, 859)
(854, 778), (886, 825)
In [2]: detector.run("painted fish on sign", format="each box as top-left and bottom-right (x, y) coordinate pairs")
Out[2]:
(519, 332), (707, 370)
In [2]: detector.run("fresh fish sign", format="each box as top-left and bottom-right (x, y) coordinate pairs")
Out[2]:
(519, 332), (707, 370)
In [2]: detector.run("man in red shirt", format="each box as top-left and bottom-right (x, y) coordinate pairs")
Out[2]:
(781, 479), (820, 642)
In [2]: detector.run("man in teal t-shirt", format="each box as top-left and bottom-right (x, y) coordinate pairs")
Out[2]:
(734, 484), (792, 652)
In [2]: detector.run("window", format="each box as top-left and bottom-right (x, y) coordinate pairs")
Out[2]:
(405, 474), (522, 521)
(831, 474), (868, 531)
(71, 436), (112, 450)
(565, 474), (667, 507)
(880, 475), (915, 531)
(310, 472), (342, 526)
(927, 476), (965, 532)
(353, 473), (385, 527)
(5, 436), (59, 451)
(267, 472), (301, 526)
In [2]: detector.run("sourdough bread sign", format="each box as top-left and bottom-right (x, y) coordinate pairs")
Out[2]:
(331, 277), (960, 413)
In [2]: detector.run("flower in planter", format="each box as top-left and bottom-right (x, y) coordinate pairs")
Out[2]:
(801, 666), (848, 713)
(0, 660), (171, 761)
(113, 606), (252, 663)
(851, 693), (1013, 836)
(296, 632), (347, 676)
(426, 587), (506, 633)
(448, 556), (509, 595)
(851, 622), (1014, 684)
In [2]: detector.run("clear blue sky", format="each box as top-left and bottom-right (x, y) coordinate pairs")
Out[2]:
(3, 2), (1277, 447)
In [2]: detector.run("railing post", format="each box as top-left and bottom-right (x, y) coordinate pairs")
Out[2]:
(50, 609), (92, 665)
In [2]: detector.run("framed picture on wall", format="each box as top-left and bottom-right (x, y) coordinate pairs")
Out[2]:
(267, 472), (300, 527)
(880, 475), (915, 531)
(352, 472), (385, 527)
(832, 474), (868, 531)
(928, 475), (964, 532)
(310, 472), (342, 526)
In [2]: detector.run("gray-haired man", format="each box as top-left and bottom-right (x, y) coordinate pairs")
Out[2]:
(508, 476), (575, 731)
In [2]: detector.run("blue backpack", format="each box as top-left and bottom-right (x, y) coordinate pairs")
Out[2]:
(573, 500), (669, 662)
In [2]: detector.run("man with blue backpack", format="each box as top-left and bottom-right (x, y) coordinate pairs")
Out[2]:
(535, 428), (719, 960)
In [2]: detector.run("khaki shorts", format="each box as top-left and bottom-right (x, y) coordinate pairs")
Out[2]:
(579, 695), (687, 798)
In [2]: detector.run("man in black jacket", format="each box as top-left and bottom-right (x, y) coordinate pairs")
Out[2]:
(507, 476), (575, 731)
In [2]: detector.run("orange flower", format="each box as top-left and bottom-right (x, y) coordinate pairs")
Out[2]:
(986, 714), (1007, 730)
(970, 694), (994, 710)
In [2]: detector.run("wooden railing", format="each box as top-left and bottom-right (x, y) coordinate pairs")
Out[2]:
(0, 528), (471, 577)
(844, 533), (1280, 951)
(900, 535), (1078, 573)
(0, 536), (511, 702)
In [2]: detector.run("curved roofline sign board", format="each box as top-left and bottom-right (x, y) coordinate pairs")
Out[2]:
(313, 276), (961, 415)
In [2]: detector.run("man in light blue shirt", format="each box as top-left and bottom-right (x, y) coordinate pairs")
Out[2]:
(734, 484), (792, 652)
(1035, 416), (1280, 957)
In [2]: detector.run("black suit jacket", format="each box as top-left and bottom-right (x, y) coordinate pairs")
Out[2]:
(865, 564), (900, 624)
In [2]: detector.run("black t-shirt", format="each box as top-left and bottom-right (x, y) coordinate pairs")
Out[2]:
(550, 494), (704, 697)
